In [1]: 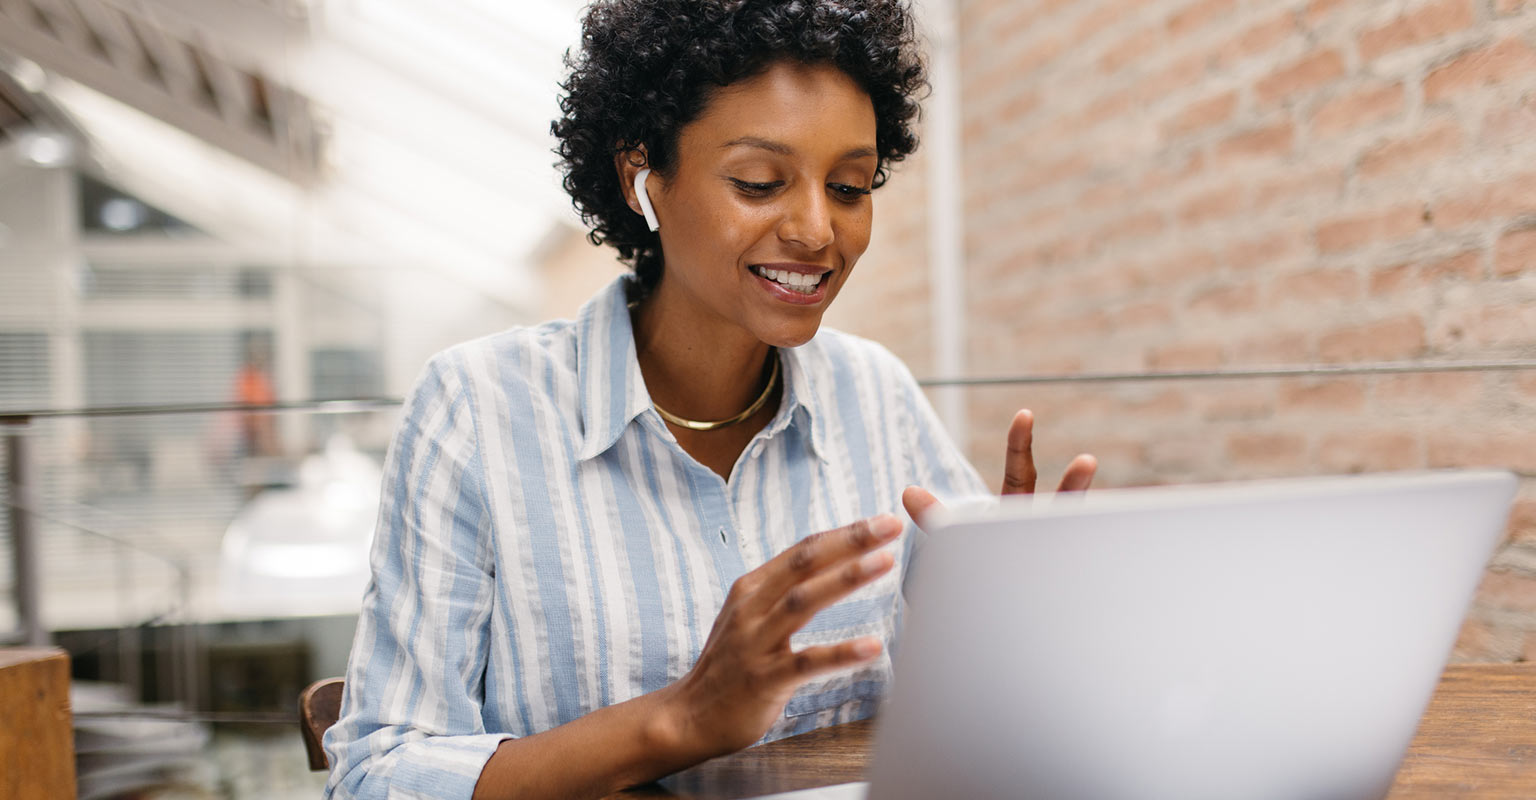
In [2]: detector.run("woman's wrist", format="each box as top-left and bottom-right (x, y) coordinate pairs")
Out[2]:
(638, 681), (713, 772)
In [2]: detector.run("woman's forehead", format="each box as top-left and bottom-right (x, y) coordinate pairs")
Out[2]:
(682, 62), (877, 160)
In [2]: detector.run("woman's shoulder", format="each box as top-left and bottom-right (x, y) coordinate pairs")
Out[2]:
(411, 319), (582, 409)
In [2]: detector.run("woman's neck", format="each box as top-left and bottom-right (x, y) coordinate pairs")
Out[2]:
(630, 279), (775, 425)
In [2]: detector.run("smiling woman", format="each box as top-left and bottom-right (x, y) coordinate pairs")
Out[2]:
(319, 3), (1093, 800)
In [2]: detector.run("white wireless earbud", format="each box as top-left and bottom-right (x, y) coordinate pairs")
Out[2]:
(634, 167), (660, 232)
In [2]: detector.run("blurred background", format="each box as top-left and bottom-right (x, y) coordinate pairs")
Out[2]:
(1, 0), (1534, 796)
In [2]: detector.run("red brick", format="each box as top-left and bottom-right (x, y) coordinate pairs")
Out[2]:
(1432, 172), (1536, 229)
(996, 89), (1042, 125)
(1065, 436), (1147, 469)
(1120, 389), (1190, 418)
(1200, 385), (1275, 421)
(1226, 432), (1307, 465)
(1255, 49), (1346, 104)
(1134, 50), (1212, 100)
(1369, 263), (1415, 296)
(1357, 119), (1464, 178)
(1311, 82), (1406, 136)
(1162, 91), (1239, 140)
(1466, 305), (1536, 347)
(1137, 152), (1205, 193)
(1474, 569), (1536, 612)
(1216, 12), (1298, 67)
(1235, 331), (1311, 364)
(1070, 1), (1127, 45)
(1481, 93), (1536, 148)
(1097, 209), (1166, 246)
(1359, 0), (1477, 61)
(1249, 166), (1343, 213)
(1222, 227), (1308, 269)
(1508, 498), (1536, 545)
(1078, 180), (1133, 212)
(1147, 342), (1224, 370)
(1317, 431), (1420, 472)
(1429, 431), (1536, 471)
(1375, 372), (1483, 409)
(1167, 0), (1231, 38)
(1026, 234), (1092, 267)
(1424, 38), (1536, 102)
(1215, 121), (1295, 161)
(1304, 0), (1350, 26)
(1279, 379), (1368, 412)
(1317, 315), (1427, 362)
(1496, 227), (1536, 277)
(1369, 250), (1482, 293)
(1178, 182), (1248, 225)
(1452, 618), (1520, 662)
(1423, 250), (1483, 281)
(1519, 373), (1536, 400)
(1188, 283), (1259, 314)
(1271, 268), (1361, 304)
(1316, 204), (1424, 252)
(1140, 247), (1220, 283)
(1100, 26), (1163, 74)
(1075, 88), (1139, 130)
(1115, 301), (1174, 327)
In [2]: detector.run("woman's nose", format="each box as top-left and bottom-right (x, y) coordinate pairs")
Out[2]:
(777, 186), (834, 251)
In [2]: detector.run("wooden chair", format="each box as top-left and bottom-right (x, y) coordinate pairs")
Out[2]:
(299, 677), (345, 771)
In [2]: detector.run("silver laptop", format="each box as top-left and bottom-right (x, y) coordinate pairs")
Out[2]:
(758, 469), (1516, 800)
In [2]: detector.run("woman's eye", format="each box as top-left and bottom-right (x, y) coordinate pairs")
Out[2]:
(830, 183), (873, 201)
(730, 179), (783, 196)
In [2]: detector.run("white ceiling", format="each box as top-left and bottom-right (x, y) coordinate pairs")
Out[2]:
(1, 0), (592, 311)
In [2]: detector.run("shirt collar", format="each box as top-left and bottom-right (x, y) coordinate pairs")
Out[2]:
(575, 276), (655, 461)
(574, 274), (830, 464)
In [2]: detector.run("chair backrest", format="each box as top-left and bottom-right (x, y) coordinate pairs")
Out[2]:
(299, 677), (345, 771)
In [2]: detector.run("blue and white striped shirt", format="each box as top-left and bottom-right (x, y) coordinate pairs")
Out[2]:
(323, 276), (986, 799)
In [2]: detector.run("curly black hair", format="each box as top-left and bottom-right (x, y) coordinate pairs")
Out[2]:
(552, 0), (928, 290)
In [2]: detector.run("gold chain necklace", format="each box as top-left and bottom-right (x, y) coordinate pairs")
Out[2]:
(654, 351), (780, 432)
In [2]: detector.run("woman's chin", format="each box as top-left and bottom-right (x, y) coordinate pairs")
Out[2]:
(756, 320), (823, 350)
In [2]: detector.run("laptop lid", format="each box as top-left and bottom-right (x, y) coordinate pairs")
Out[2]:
(866, 470), (1516, 800)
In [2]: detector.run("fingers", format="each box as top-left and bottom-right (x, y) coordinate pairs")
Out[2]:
(779, 637), (884, 682)
(737, 514), (902, 614)
(1000, 409), (1038, 495)
(1057, 453), (1098, 493)
(901, 485), (942, 525)
(762, 547), (895, 642)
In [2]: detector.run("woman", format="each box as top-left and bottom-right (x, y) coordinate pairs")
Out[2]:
(323, 2), (1095, 798)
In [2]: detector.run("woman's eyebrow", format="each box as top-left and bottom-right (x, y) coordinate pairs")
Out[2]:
(721, 136), (877, 161)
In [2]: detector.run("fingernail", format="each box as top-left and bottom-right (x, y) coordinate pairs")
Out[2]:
(870, 515), (901, 539)
(853, 638), (881, 659)
(860, 550), (893, 576)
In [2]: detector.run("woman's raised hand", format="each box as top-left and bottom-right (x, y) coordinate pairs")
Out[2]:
(903, 409), (1097, 523)
(654, 514), (902, 760)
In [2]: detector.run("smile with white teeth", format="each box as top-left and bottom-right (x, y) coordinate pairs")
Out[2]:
(752, 265), (824, 294)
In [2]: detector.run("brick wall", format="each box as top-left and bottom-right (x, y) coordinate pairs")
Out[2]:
(954, 0), (1536, 662)
(536, 0), (1536, 661)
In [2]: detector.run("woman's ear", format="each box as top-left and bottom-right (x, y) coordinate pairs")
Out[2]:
(615, 146), (658, 230)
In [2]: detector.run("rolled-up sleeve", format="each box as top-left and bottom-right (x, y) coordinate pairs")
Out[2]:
(323, 353), (510, 800)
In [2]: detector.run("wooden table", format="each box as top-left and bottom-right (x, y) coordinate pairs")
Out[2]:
(610, 663), (1536, 799)
(0, 647), (76, 800)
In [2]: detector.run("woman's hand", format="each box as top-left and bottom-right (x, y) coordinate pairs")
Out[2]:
(653, 514), (903, 761)
(903, 408), (1097, 523)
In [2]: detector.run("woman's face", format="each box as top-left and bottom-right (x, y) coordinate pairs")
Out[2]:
(632, 61), (879, 348)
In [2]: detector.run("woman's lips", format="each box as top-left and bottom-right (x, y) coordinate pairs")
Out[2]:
(749, 263), (831, 305)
